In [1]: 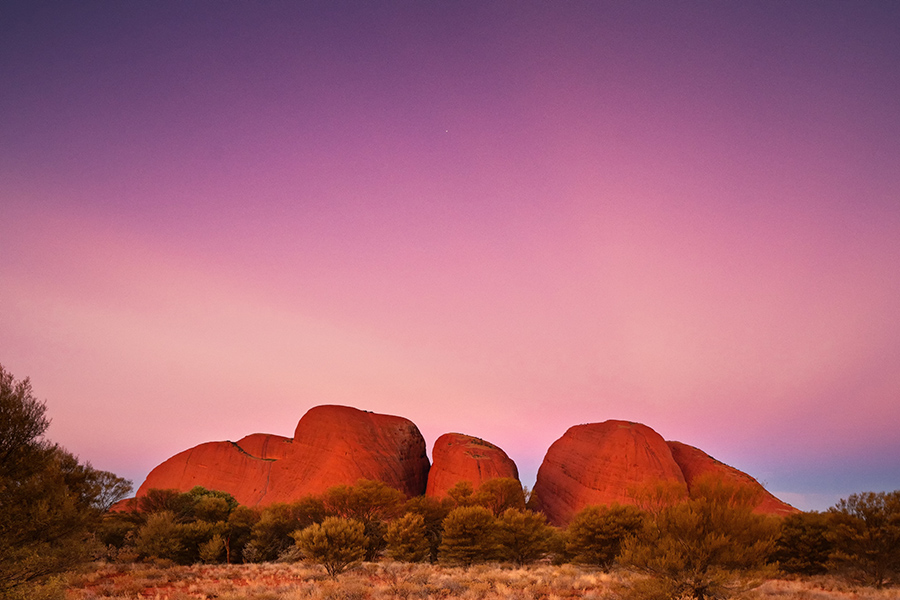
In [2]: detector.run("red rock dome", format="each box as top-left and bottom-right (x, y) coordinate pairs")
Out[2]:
(425, 433), (519, 498)
(529, 420), (687, 526)
(135, 405), (429, 506)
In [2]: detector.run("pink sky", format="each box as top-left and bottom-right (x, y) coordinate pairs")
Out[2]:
(2, 2), (899, 511)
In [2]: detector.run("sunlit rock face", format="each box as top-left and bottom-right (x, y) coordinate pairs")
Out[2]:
(268, 404), (430, 501)
(530, 420), (798, 526)
(134, 405), (430, 506)
(135, 439), (280, 506)
(667, 440), (798, 516)
(529, 420), (689, 526)
(425, 432), (519, 498)
(133, 408), (797, 519)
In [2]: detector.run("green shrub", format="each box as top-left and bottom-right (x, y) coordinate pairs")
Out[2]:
(566, 503), (644, 567)
(619, 476), (778, 599)
(772, 511), (833, 575)
(438, 506), (498, 566)
(495, 508), (554, 565)
(293, 516), (367, 577)
(826, 490), (900, 588)
(386, 513), (430, 562)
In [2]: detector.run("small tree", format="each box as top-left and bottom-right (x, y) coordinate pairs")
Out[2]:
(323, 480), (405, 560)
(472, 478), (526, 516)
(566, 503), (644, 567)
(199, 534), (227, 564)
(0, 364), (132, 598)
(446, 481), (475, 507)
(224, 505), (259, 563)
(438, 506), (498, 566)
(138, 488), (192, 517)
(293, 517), (366, 577)
(134, 511), (185, 561)
(322, 480), (405, 522)
(496, 508), (553, 565)
(772, 511), (833, 575)
(184, 486), (238, 522)
(248, 498), (326, 562)
(827, 491), (900, 588)
(619, 476), (779, 600)
(386, 513), (430, 562)
(403, 495), (450, 562)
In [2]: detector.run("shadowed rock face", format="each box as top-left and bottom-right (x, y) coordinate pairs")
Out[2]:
(529, 420), (687, 526)
(425, 433), (519, 498)
(135, 405), (430, 506)
(667, 440), (798, 516)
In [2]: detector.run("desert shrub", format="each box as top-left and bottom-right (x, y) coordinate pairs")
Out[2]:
(618, 476), (779, 600)
(773, 511), (834, 575)
(225, 504), (260, 563)
(293, 516), (366, 577)
(134, 511), (185, 561)
(472, 478), (527, 516)
(826, 490), (900, 588)
(566, 503), (644, 567)
(403, 495), (451, 562)
(446, 481), (475, 507)
(323, 480), (406, 560)
(137, 486), (238, 522)
(495, 508), (554, 565)
(138, 488), (192, 515)
(386, 513), (431, 562)
(193, 494), (233, 523)
(177, 519), (221, 563)
(439, 506), (498, 566)
(322, 480), (406, 523)
(199, 534), (227, 563)
(249, 499), (326, 562)
(97, 509), (145, 549)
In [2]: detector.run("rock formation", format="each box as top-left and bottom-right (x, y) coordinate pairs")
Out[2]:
(667, 440), (796, 516)
(131, 406), (797, 521)
(134, 405), (429, 506)
(425, 433), (519, 498)
(134, 439), (282, 506)
(529, 420), (687, 526)
(530, 420), (797, 526)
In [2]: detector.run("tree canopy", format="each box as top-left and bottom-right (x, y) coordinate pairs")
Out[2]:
(827, 491), (900, 588)
(0, 364), (132, 599)
(619, 475), (779, 600)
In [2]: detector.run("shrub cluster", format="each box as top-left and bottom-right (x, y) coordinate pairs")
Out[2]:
(99, 473), (900, 597)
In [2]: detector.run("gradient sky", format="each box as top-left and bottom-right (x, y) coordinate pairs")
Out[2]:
(2, 1), (899, 512)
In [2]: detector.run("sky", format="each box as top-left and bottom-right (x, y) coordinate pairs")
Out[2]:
(2, 1), (898, 512)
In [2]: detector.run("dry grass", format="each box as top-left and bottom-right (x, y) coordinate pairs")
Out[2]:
(738, 576), (899, 600)
(63, 563), (894, 600)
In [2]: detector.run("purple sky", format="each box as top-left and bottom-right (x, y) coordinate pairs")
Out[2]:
(2, 2), (899, 511)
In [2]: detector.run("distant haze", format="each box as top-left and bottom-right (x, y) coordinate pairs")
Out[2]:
(2, 2), (898, 512)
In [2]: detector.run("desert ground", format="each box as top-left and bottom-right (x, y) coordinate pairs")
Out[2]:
(63, 562), (895, 600)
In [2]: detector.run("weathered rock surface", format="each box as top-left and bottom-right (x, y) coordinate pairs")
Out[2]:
(135, 405), (430, 506)
(135, 440), (278, 506)
(133, 406), (796, 520)
(426, 433), (519, 498)
(667, 440), (798, 516)
(264, 405), (430, 502)
(530, 420), (798, 526)
(530, 420), (687, 526)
